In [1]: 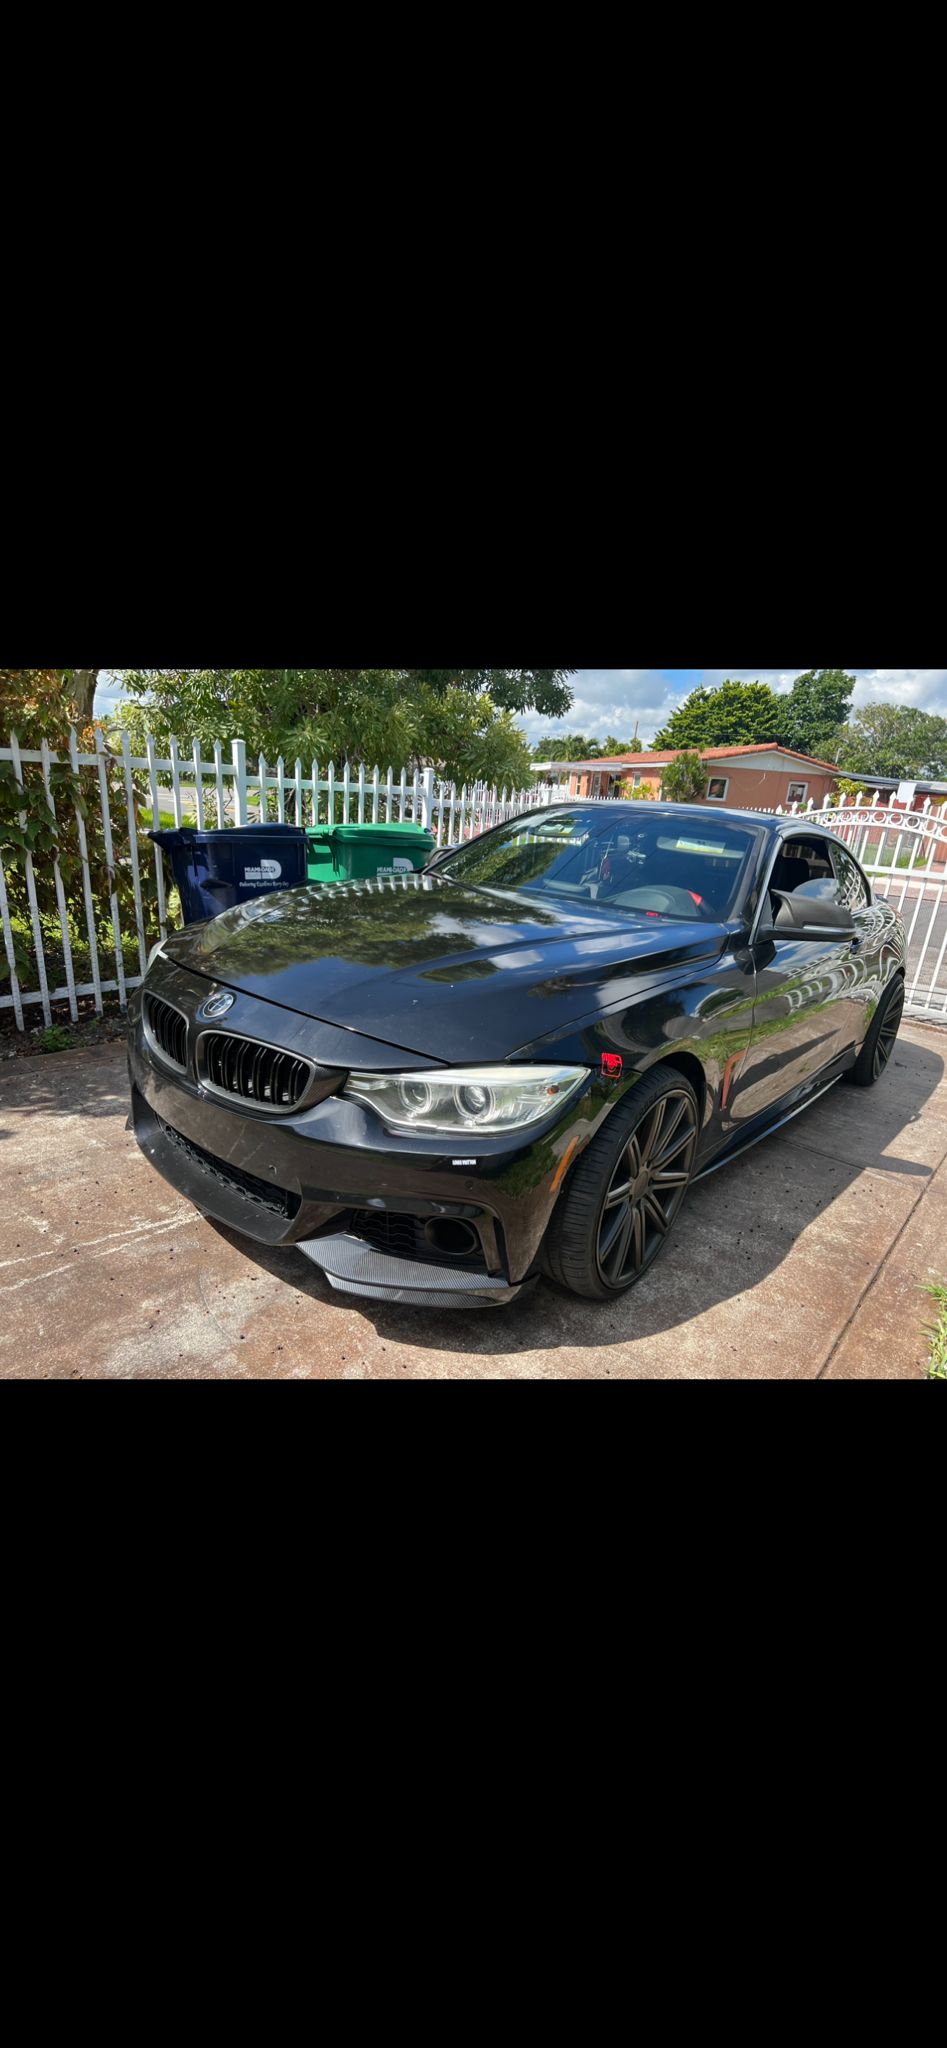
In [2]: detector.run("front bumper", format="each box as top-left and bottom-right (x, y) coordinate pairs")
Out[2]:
(128, 974), (601, 1306)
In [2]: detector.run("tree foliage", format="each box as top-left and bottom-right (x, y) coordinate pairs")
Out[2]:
(117, 668), (569, 790)
(655, 680), (783, 749)
(0, 670), (157, 984)
(834, 703), (947, 780)
(778, 669), (853, 759)
(660, 750), (707, 802)
(653, 669), (859, 761)
(408, 670), (574, 719)
(0, 668), (101, 737)
(531, 732), (640, 761)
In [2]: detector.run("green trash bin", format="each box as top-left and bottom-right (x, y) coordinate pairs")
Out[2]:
(305, 830), (338, 885)
(306, 821), (435, 885)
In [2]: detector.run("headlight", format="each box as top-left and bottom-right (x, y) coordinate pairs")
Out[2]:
(146, 938), (168, 971)
(345, 1065), (588, 1133)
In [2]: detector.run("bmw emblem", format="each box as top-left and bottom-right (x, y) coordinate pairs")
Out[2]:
(200, 989), (236, 1021)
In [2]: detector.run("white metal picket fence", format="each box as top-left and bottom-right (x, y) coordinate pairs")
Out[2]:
(0, 727), (569, 1031)
(800, 795), (947, 1021)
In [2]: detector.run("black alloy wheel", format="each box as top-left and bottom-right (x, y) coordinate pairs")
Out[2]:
(544, 1066), (700, 1301)
(595, 1087), (698, 1287)
(846, 974), (905, 1087)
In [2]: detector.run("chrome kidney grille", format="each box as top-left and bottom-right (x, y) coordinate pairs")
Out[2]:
(143, 993), (188, 1072)
(200, 1031), (314, 1112)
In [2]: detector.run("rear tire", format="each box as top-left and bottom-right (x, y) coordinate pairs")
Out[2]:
(845, 974), (904, 1087)
(543, 1066), (700, 1301)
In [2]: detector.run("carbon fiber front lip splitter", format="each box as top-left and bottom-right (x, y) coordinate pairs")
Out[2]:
(297, 1231), (527, 1308)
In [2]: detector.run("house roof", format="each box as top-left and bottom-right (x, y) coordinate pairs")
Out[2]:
(843, 773), (947, 796)
(532, 743), (841, 775)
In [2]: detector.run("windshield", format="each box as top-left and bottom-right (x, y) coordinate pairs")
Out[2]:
(437, 808), (758, 920)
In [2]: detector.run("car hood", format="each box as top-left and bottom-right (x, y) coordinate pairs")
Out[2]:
(159, 875), (730, 1061)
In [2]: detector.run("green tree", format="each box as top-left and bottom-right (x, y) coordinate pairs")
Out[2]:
(531, 734), (599, 761)
(118, 668), (557, 789)
(655, 680), (782, 748)
(531, 732), (641, 761)
(1, 668), (101, 734)
(0, 669), (159, 985)
(834, 702), (947, 780)
(660, 751), (707, 802)
(61, 669), (100, 726)
(778, 669), (853, 758)
(409, 670), (575, 718)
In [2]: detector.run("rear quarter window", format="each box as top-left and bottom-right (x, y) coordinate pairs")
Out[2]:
(831, 844), (870, 910)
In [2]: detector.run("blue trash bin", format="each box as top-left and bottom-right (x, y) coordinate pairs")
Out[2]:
(149, 824), (308, 925)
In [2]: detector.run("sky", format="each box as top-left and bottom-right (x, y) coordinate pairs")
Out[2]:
(93, 669), (947, 751)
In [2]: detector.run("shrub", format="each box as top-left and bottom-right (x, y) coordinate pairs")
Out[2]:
(0, 672), (160, 988)
(660, 751), (706, 803)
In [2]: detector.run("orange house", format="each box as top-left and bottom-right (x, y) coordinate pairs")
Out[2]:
(532, 743), (841, 811)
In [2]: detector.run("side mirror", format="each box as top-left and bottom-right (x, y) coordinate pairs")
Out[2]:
(759, 890), (856, 942)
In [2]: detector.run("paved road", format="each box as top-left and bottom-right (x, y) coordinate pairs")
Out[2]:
(2, 1025), (946, 1379)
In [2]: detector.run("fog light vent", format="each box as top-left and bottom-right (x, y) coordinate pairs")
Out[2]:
(424, 1218), (480, 1258)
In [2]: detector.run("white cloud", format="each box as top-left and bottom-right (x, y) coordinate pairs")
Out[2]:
(519, 670), (681, 747)
(848, 669), (947, 711)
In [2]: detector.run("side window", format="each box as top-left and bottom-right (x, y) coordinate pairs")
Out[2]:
(767, 835), (837, 919)
(831, 844), (870, 910)
(775, 837), (835, 887)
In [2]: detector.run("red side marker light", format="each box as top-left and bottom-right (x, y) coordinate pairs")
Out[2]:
(601, 1053), (623, 1078)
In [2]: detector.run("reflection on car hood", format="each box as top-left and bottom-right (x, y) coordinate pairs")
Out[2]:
(160, 874), (730, 1060)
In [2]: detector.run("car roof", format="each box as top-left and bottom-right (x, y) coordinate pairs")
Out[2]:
(523, 800), (798, 835)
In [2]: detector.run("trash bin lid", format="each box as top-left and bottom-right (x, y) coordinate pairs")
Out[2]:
(149, 823), (306, 846)
(330, 822), (433, 841)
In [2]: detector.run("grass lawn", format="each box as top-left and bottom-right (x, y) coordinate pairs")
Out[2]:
(868, 841), (927, 870)
(926, 1285), (947, 1379)
(138, 808), (179, 830)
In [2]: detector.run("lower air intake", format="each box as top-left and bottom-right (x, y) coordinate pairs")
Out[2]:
(156, 1114), (300, 1218)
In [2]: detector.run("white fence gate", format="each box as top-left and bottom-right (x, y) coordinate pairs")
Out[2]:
(801, 796), (947, 1022)
(0, 726), (568, 1031)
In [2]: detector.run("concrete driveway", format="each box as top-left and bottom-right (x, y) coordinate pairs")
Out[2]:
(2, 1023), (945, 1379)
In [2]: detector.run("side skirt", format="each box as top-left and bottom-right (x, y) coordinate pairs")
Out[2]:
(693, 1066), (850, 1182)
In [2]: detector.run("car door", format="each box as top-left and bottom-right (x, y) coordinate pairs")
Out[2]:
(826, 837), (886, 1048)
(727, 831), (864, 1127)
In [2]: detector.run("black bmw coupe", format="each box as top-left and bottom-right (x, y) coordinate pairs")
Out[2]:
(128, 804), (907, 1307)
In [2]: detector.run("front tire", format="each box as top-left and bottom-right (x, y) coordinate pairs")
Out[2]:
(544, 1067), (700, 1301)
(845, 973), (905, 1087)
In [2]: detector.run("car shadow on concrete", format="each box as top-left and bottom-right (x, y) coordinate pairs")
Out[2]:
(213, 1033), (947, 1370)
